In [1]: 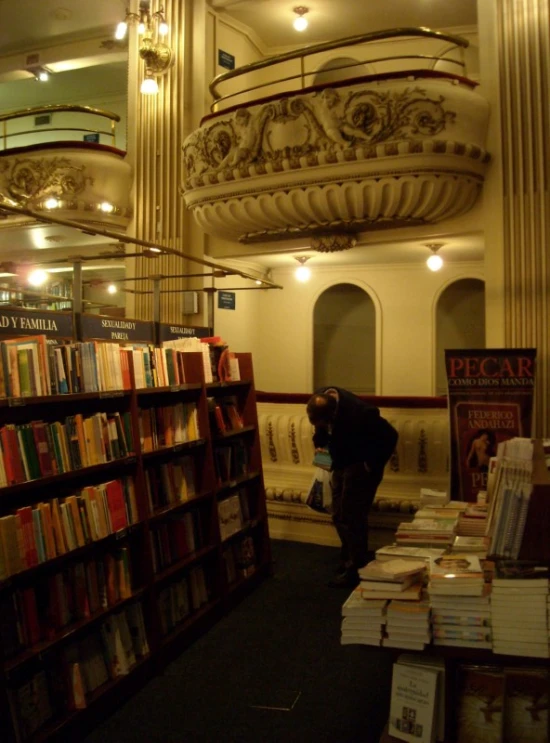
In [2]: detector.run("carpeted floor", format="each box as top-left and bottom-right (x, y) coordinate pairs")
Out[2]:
(82, 540), (393, 743)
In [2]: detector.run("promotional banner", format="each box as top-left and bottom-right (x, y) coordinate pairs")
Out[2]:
(445, 349), (537, 502)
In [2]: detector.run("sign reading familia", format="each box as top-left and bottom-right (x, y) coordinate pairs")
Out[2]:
(80, 315), (154, 343)
(445, 348), (537, 502)
(0, 309), (73, 339)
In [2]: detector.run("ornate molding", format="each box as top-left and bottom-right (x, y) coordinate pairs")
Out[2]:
(0, 146), (134, 228)
(183, 78), (491, 244)
(0, 157), (90, 202)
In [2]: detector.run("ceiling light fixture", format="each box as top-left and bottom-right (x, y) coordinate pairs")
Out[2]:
(425, 242), (444, 272)
(293, 6), (309, 31)
(115, 1), (174, 96)
(28, 268), (49, 287)
(294, 255), (312, 282)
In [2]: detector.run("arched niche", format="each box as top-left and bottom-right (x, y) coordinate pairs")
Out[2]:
(313, 283), (375, 394)
(312, 56), (371, 86)
(435, 278), (486, 395)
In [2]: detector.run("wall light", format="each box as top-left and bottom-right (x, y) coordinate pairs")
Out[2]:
(115, 0), (174, 95)
(293, 6), (309, 31)
(44, 197), (59, 209)
(294, 255), (311, 282)
(426, 242), (444, 271)
(107, 284), (118, 294)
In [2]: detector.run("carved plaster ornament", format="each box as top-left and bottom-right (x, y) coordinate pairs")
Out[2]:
(311, 234), (357, 253)
(3, 157), (90, 202)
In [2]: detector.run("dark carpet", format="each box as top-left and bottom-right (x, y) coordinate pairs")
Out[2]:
(82, 540), (393, 743)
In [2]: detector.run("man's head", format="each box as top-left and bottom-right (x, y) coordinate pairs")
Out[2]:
(307, 393), (337, 427)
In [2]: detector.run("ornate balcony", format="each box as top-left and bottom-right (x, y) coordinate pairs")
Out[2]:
(183, 28), (490, 246)
(0, 105), (133, 229)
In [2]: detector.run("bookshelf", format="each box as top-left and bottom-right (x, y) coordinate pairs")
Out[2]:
(0, 332), (272, 742)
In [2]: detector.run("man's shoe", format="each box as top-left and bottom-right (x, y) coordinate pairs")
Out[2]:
(327, 569), (360, 589)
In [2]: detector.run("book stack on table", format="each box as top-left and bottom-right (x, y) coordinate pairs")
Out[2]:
(490, 560), (549, 658)
(340, 588), (386, 646)
(358, 559), (431, 651)
(428, 553), (492, 650)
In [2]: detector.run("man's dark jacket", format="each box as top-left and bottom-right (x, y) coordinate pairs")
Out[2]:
(312, 387), (398, 472)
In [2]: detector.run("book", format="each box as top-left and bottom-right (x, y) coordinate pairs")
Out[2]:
(456, 666), (504, 743)
(389, 662), (439, 742)
(396, 655), (446, 742)
(359, 559), (427, 581)
(503, 669), (549, 743)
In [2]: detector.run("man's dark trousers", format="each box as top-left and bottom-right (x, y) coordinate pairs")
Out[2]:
(331, 462), (383, 570)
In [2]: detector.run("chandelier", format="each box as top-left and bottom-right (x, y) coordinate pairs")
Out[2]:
(115, 1), (174, 95)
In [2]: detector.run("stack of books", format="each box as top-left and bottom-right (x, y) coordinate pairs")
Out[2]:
(429, 553), (485, 597)
(340, 588), (387, 646)
(375, 544), (446, 563)
(486, 437), (534, 559)
(431, 586), (492, 649)
(419, 488), (449, 507)
(490, 560), (549, 658)
(395, 517), (457, 548)
(449, 535), (489, 556)
(383, 596), (432, 651)
(455, 503), (488, 538)
(358, 559), (427, 600)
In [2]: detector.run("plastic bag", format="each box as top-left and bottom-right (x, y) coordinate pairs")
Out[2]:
(305, 467), (332, 513)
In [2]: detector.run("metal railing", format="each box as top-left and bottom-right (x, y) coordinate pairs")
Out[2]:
(209, 27), (469, 112)
(0, 104), (121, 151)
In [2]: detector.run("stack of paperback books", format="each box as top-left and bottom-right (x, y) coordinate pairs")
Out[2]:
(431, 586), (492, 650)
(383, 596), (432, 651)
(340, 589), (387, 646)
(375, 545), (446, 563)
(455, 503), (488, 538)
(490, 560), (549, 658)
(358, 559), (427, 601)
(449, 535), (489, 556)
(429, 553), (485, 597)
(428, 553), (490, 650)
(395, 517), (457, 548)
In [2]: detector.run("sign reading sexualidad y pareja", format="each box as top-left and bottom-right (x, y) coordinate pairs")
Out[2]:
(445, 349), (536, 502)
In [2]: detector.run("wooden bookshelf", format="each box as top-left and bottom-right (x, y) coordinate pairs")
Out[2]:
(0, 345), (272, 742)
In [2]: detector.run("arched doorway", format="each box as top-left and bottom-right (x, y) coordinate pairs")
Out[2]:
(313, 283), (375, 394)
(436, 278), (486, 395)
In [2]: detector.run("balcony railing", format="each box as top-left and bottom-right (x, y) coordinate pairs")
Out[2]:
(0, 104), (121, 151)
(209, 27), (470, 113)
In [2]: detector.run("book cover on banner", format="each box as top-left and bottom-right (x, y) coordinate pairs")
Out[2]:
(388, 662), (439, 743)
(445, 349), (536, 502)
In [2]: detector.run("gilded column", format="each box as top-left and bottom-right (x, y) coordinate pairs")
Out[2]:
(126, 0), (209, 324)
(480, 0), (550, 436)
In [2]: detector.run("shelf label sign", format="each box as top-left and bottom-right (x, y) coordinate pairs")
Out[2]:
(158, 324), (211, 341)
(445, 348), (537, 502)
(218, 291), (236, 310)
(83, 133), (100, 143)
(0, 308), (73, 338)
(80, 314), (154, 342)
(218, 49), (235, 70)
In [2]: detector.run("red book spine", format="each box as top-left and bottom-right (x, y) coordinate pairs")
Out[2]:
(31, 422), (54, 477)
(105, 480), (128, 532)
(19, 587), (41, 646)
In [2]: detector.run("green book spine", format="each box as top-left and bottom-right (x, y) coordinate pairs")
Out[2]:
(17, 349), (32, 397)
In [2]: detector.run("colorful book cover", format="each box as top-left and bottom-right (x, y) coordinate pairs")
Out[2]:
(445, 349), (536, 502)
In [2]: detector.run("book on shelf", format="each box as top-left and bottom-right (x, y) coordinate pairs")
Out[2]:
(388, 661), (439, 743)
(503, 668), (549, 743)
(456, 665), (505, 743)
(396, 655), (445, 743)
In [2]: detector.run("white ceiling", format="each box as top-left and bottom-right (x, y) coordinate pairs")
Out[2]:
(0, 0), (483, 278)
(211, 0), (477, 49)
